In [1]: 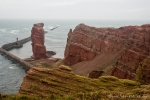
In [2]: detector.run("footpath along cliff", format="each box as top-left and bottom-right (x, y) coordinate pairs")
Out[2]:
(64, 24), (150, 83)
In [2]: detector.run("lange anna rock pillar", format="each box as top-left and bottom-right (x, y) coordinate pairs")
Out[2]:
(31, 23), (47, 59)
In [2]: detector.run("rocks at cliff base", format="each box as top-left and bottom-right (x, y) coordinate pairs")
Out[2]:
(31, 23), (48, 59)
(64, 23), (150, 83)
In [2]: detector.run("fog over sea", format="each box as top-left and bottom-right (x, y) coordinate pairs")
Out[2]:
(0, 19), (149, 94)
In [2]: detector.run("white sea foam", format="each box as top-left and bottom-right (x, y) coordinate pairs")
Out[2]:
(0, 28), (6, 32)
(8, 64), (16, 69)
(9, 66), (14, 69)
(23, 28), (28, 30)
(44, 25), (52, 29)
(45, 37), (63, 42)
(10, 30), (20, 34)
(49, 26), (53, 30)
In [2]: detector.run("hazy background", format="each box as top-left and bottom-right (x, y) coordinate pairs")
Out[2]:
(0, 0), (150, 20)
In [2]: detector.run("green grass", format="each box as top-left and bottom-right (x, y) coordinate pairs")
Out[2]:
(1, 65), (150, 100)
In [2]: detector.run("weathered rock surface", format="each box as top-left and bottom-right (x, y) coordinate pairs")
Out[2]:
(64, 24), (150, 83)
(111, 24), (150, 83)
(31, 23), (48, 59)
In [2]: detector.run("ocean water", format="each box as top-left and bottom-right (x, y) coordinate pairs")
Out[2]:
(0, 19), (149, 94)
(0, 54), (26, 94)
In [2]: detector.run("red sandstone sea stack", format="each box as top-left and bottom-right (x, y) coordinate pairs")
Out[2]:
(31, 23), (48, 59)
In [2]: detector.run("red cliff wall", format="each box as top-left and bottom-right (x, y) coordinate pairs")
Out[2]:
(111, 24), (150, 83)
(64, 24), (150, 83)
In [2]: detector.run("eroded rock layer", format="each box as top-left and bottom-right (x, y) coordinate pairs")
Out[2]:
(64, 24), (150, 83)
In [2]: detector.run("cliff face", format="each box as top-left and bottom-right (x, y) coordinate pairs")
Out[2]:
(111, 24), (150, 83)
(64, 24), (150, 83)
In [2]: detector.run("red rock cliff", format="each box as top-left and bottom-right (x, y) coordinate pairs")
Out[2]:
(111, 24), (150, 83)
(64, 24), (150, 83)
(31, 23), (48, 59)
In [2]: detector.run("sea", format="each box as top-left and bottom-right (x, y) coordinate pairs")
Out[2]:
(0, 19), (149, 94)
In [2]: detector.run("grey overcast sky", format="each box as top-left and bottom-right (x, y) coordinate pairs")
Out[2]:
(0, 0), (150, 20)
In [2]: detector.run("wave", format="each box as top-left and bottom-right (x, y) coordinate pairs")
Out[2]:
(43, 26), (52, 30)
(0, 28), (6, 33)
(45, 37), (64, 42)
(9, 66), (14, 69)
(49, 26), (53, 29)
(10, 30), (20, 34)
(8, 64), (16, 69)
(23, 28), (29, 30)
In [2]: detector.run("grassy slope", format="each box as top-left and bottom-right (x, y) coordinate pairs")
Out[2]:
(1, 65), (150, 100)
